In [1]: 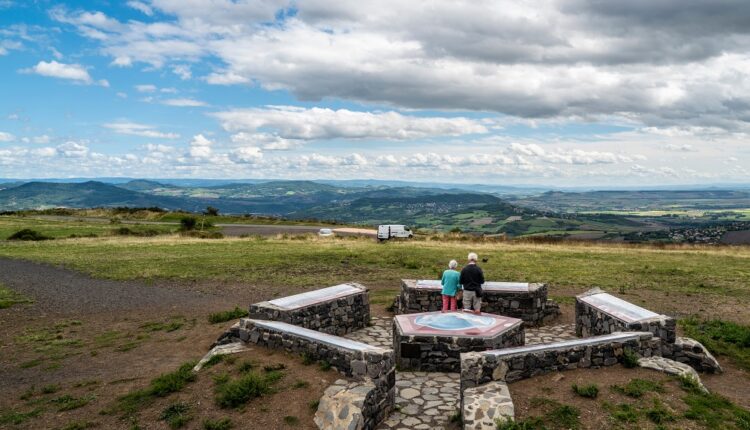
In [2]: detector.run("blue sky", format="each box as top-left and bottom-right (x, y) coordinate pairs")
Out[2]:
(1, 0), (749, 185)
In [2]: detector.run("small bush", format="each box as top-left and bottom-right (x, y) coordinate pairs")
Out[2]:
(645, 399), (676, 424)
(160, 403), (192, 429)
(51, 394), (95, 411)
(621, 349), (640, 368)
(215, 371), (282, 408)
(204, 206), (219, 216)
(283, 416), (299, 425)
(180, 217), (197, 231)
(237, 361), (254, 373)
(149, 362), (197, 397)
(112, 227), (160, 237)
(41, 384), (60, 394)
(203, 418), (233, 430)
(7, 229), (52, 241)
(572, 383), (598, 398)
(208, 307), (248, 324)
(263, 363), (285, 372)
(612, 379), (663, 398)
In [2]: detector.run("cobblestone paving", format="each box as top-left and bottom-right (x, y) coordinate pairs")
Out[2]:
(344, 317), (577, 429)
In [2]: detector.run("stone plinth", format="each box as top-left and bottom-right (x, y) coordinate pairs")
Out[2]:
(575, 288), (676, 343)
(249, 283), (370, 335)
(398, 279), (559, 325)
(394, 311), (524, 372)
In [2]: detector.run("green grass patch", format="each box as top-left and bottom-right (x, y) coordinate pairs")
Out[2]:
(204, 354), (225, 368)
(645, 399), (676, 425)
(113, 361), (197, 415)
(237, 360), (254, 373)
(203, 417), (233, 430)
(681, 383), (750, 429)
(42, 384), (61, 394)
(308, 400), (320, 411)
(263, 363), (285, 372)
(571, 383), (598, 399)
(293, 380), (309, 389)
(60, 420), (98, 430)
(604, 402), (639, 423)
(498, 398), (580, 429)
(140, 316), (188, 333)
(0, 284), (33, 309)
(611, 378), (664, 398)
(208, 307), (248, 324)
(160, 403), (192, 429)
(214, 371), (283, 408)
(51, 394), (95, 411)
(283, 415), (299, 425)
(0, 408), (42, 425)
(681, 317), (750, 371)
(621, 349), (640, 368)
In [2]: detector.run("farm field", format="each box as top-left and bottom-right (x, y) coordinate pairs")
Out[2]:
(1, 232), (749, 429)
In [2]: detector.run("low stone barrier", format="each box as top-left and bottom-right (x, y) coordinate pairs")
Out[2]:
(398, 279), (560, 325)
(393, 312), (525, 372)
(575, 288), (676, 343)
(460, 331), (659, 389)
(238, 319), (395, 430)
(462, 381), (514, 430)
(248, 283), (370, 335)
(662, 337), (723, 373)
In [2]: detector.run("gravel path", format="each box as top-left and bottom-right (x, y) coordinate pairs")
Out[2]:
(0, 257), (222, 315)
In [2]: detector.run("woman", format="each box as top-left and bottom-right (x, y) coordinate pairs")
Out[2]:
(441, 259), (461, 312)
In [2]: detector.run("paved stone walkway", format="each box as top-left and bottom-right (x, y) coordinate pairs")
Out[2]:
(344, 317), (577, 429)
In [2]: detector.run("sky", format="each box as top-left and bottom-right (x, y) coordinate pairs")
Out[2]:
(0, 0), (749, 186)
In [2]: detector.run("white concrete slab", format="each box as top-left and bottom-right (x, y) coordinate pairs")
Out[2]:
(414, 280), (531, 292)
(250, 319), (384, 352)
(580, 292), (659, 323)
(484, 332), (650, 357)
(268, 283), (363, 310)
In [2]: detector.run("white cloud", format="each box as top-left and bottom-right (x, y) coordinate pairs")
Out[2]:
(161, 97), (206, 107)
(22, 60), (108, 86)
(188, 134), (213, 158)
(214, 106), (489, 140)
(229, 132), (301, 151)
(135, 84), (157, 92)
(57, 141), (89, 158)
(103, 121), (180, 139)
(32, 147), (57, 157)
(664, 143), (696, 152)
(205, 71), (250, 85)
(230, 146), (263, 163)
(0, 131), (14, 142)
(126, 1), (153, 16)
(32, 135), (50, 144)
(172, 64), (191, 80)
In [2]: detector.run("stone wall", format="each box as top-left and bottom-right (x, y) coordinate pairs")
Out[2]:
(238, 319), (395, 430)
(393, 321), (525, 372)
(661, 337), (723, 373)
(398, 280), (560, 325)
(575, 290), (676, 343)
(248, 283), (370, 335)
(460, 332), (659, 390)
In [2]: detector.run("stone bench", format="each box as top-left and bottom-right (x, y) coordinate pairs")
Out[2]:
(575, 288), (676, 343)
(238, 319), (395, 430)
(249, 283), (370, 335)
(460, 331), (659, 389)
(398, 279), (560, 325)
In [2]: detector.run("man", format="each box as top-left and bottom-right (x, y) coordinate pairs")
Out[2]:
(459, 252), (484, 314)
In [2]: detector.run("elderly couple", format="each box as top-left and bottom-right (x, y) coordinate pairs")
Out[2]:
(440, 252), (485, 314)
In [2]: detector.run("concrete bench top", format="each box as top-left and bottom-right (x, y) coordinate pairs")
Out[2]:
(247, 319), (386, 352)
(579, 291), (659, 323)
(410, 279), (539, 292)
(266, 283), (366, 310)
(481, 332), (653, 357)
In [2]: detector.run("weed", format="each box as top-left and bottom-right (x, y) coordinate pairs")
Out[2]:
(42, 384), (61, 394)
(113, 361), (197, 415)
(204, 354), (224, 368)
(515, 398), (580, 429)
(318, 360), (332, 371)
(621, 349), (640, 368)
(676, 374), (703, 393)
(60, 421), (98, 430)
(645, 399), (676, 424)
(604, 402), (639, 423)
(19, 387), (35, 400)
(223, 355), (237, 365)
(52, 394), (95, 411)
(208, 307), (248, 324)
(301, 352), (315, 365)
(571, 383), (598, 399)
(19, 359), (42, 368)
(293, 380), (309, 389)
(140, 317), (185, 333)
(213, 373), (230, 386)
(612, 379), (663, 398)
(0, 408), (42, 425)
(237, 361), (254, 373)
(73, 380), (100, 389)
(283, 415), (299, 425)
(160, 403), (192, 429)
(214, 371), (283, 408)
(308, 400), (320, 411)
(203, 418), (233, 430)
(683, 389), (750, 428)
(263, 363), (285, 372)
(449, 410), (462, 424)
(0, 285), (33, 308)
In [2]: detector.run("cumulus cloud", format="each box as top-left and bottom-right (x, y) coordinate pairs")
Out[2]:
(103, 121), (180, 139)
(0, 131), (14, 142)
(135, 84), (157, 92)
(161, 97), (206, 107)
(188, 134), (213, 158)
(57, 141), (89, 157)
(22, 60), (108, 86)
(126, 1), (153, 16)
(214, 106), (489, 140)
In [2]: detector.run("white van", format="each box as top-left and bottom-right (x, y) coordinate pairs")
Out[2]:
(378, 225), (414, 241)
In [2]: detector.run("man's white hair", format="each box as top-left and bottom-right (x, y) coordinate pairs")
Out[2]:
(449, 259), (458, 269)
(468, 252), (478, 262)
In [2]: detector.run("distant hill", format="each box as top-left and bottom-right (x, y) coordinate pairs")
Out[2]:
(0, 181), (192, 211)
(117, 179), (178, 192)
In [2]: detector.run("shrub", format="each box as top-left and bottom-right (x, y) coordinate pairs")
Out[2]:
(645, 399), (676, 424)
(203, 418), (233, 430)
(204, 206), (219, 216)
(214, 371), (282, 408)
(51, 394), (95, 411)
(113, 227), (161, 237)
(621, 349), (640, 368)
(7, 229), (52, 241)
(149, 362), (197, 397)
(180, 217), (197, 231)
(208, 307), (248, 324)
(160, 403), (192, 429)
(572, 383), (599, 398)
(612, 379), (663, 398)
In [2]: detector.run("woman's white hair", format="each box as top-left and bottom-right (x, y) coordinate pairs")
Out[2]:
(468, 252), (478, 262)
(449, 259), (458, 269)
